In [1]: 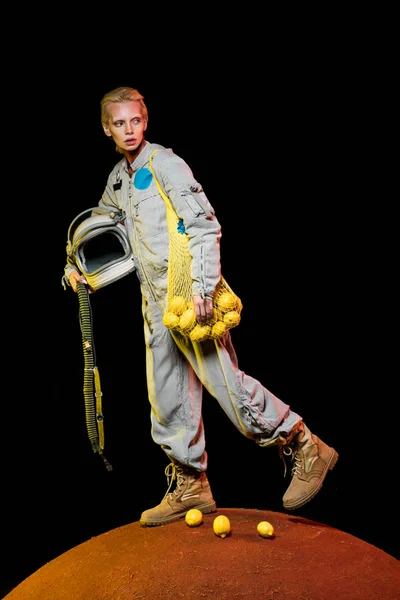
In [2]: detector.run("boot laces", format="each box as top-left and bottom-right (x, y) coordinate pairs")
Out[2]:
(162, 462), (188, 501)
(280, 445), (303, 478)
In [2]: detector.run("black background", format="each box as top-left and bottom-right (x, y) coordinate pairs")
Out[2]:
(2, 23), (396, 598)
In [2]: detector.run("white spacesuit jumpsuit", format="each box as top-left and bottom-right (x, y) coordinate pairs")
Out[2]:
(72, 140), (303, 472)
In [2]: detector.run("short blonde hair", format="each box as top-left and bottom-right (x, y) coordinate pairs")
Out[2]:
(100, 86), (148, 126)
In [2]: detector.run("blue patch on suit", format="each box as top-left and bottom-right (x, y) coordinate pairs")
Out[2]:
(134, 168), (153, 190)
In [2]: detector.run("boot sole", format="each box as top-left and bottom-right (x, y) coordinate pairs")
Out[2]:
(139, 501), (217, 527)
(283, 449), (339, 511)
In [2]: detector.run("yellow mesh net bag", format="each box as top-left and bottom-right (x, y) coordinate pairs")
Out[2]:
(149, 150), (242, 342)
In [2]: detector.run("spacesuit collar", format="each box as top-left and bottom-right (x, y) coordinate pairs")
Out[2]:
(127, 141), (166, 174)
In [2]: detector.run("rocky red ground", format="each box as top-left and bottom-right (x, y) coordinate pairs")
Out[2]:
(4, 508), (399, 600)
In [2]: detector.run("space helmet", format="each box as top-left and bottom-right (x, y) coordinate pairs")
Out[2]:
(66, 207), (135, 291)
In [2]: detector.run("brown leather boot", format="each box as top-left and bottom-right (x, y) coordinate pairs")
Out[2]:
(282, 423), (338, 510)
(140, 462), (217, 526)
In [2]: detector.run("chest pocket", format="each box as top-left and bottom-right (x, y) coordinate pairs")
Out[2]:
(110, 178), (127, 209)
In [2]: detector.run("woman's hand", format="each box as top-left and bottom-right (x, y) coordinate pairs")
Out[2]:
(193, 295), (214, 324)
(69, 270), (89, 293)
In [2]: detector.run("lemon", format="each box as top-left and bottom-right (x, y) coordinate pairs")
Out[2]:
(217, 292), (237, 312)
(223, 311), (241, 327)
(211, 321), (227, 338)
(189, 324), (211, 342)
(179, 308), (196, 333)
(162, 312), (180, 329)
(169, 296), (187, 316)
(257, 521), (275, 538)
(185, 508), (203, 527)
(213, 515), (231, 538)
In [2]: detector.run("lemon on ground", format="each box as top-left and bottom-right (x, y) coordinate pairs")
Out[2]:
(185, 508), (203, 527)
(169, 296), (187, 316)
(162, 312), (180, 329)
(223, 310), (241, 327)
(213, 515), (231, 538)
(211, 320), (227, 338)
(217, 292), (237, 312)
(257, 521), (275, 538)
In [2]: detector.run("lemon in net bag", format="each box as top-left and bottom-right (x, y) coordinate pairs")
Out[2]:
(150, 151), (242, 340)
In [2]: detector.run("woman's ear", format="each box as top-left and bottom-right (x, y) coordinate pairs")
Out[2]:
(102, 123), (112, 137)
